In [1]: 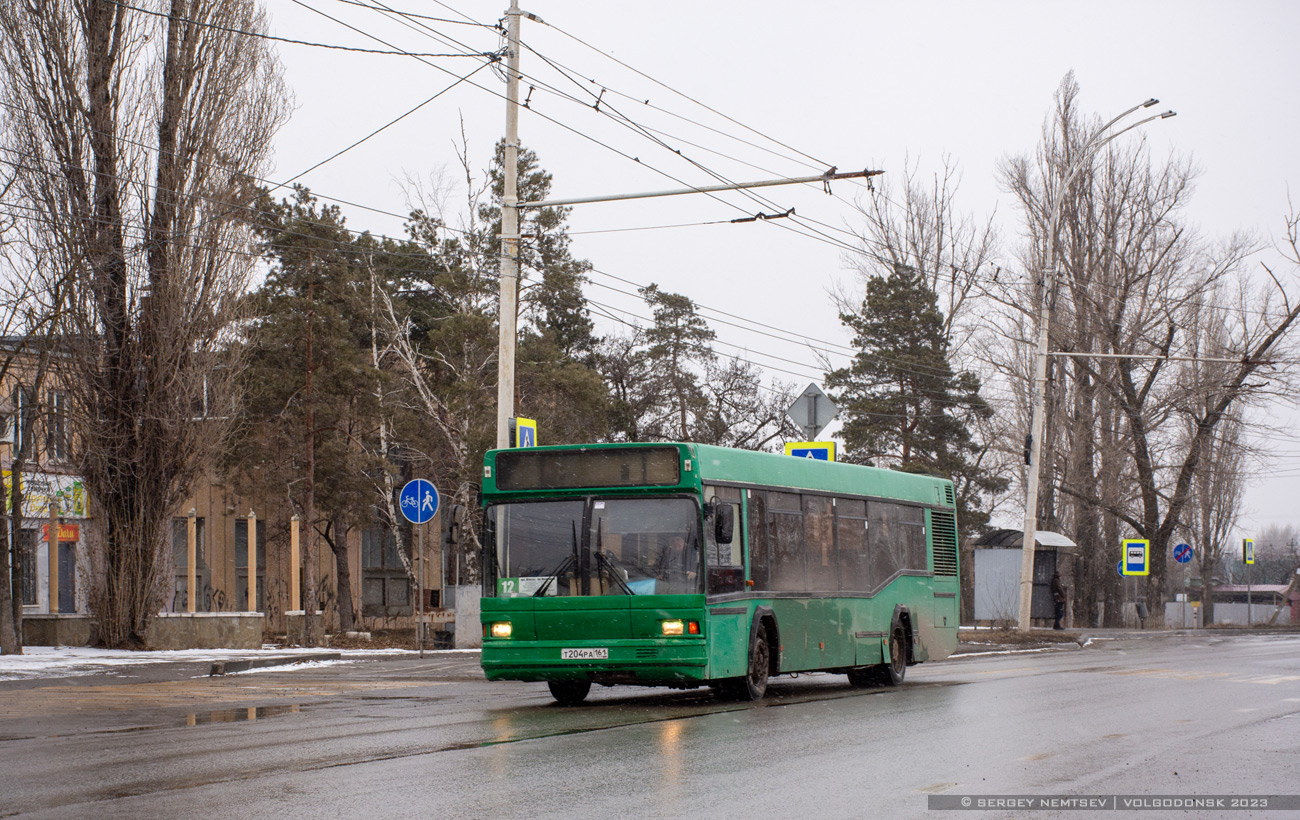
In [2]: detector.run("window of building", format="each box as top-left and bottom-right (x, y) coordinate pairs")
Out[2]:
(362, 527), (411, 616)
(45, 389), (68, 461)
(19, 528), (37, 606)
(170, 517), (208, 611)
(12, 385), (34, 457)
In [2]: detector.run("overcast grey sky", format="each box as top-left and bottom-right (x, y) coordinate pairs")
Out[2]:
(263, 0), (1300, 539)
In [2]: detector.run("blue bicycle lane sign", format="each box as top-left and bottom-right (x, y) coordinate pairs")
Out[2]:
(400, 479), (439, 525)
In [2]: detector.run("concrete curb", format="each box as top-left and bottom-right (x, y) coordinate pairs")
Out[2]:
(209, 652), (342, 676)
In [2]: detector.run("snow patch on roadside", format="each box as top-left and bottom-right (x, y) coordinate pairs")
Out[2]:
(953, 645), (1076, 658)
(0, 645), (475, 681)
(228, 659), (357, 674)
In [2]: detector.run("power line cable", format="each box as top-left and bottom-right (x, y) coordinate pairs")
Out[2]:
(105, 0), (495, 56)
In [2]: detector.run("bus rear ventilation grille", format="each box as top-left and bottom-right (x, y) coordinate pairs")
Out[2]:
(635, 648), (660, 658)
(944, 486), (955, 506)
(930, 511), (958, 577)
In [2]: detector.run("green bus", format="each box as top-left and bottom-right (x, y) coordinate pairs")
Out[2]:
(479, 442), (959, 704)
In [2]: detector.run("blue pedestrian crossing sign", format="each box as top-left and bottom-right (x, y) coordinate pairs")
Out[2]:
(512, 417), (537, 448)
(1244, 538), (1254, 565)
(785, 441), (836, 461)
(399, 479), (439, 525)
(1122, 539), (1149, 576)
(1173, 543), (1193, 564)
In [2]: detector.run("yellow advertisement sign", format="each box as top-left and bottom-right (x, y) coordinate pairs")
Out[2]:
(2, 470), (87, 519)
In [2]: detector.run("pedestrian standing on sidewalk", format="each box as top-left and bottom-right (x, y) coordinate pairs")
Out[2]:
(1051, 571), (1068, 630)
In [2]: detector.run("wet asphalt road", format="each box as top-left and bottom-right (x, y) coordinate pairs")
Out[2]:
(1, 633), (1298, 820)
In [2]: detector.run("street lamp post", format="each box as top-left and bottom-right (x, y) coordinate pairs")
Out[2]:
(1017, 99), (1176, 632)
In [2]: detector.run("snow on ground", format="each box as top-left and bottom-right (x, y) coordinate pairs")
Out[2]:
(0, 645), (479, 682)
(227, 659), (358, 674)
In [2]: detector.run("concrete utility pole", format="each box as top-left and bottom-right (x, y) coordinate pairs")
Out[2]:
(488, 5), (878, 449)
(495, 0), (523, 450)
(1017, 99), (1174, 632)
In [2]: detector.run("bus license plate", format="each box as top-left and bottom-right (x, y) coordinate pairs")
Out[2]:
(561, 648), (608, 660)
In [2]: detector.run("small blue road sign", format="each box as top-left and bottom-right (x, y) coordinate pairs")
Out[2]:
(784, 441), (836, 461)
(400, 478), (439, 525)
(1122, 539), (1149, 576)
(1174, 543), (1193, 564)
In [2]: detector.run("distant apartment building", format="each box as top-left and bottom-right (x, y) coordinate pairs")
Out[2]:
(3, 339), (443, 636)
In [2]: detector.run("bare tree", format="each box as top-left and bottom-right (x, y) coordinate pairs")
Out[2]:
(995, 75), (1300, 624)
(842, 156), (999, 354)
(0, 0), (288, 646)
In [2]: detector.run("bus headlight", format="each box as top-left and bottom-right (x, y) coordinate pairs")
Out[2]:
(661, 620), (684, 636)
(490, 622), (513, 639)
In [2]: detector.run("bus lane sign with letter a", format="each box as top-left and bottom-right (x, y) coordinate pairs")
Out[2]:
(1122, 539), (1149, 576)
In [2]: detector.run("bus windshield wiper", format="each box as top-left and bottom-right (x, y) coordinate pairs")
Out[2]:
(533, 554), (574, 597)
(595, 550), (634, 595)
(593, 517), (634, 595)
(534, 520), (580, 597)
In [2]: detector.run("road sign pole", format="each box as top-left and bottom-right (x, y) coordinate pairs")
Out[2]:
(1247, 560), (1252, 628)
(418, 520), (424, 659)
(400, 479), (439, 658)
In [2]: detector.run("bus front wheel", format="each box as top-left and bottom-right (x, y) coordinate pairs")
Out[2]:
(739, 621), (771, 700)
(548, 680), (591, 705)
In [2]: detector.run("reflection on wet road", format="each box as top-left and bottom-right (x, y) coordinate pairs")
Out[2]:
(1, 634), (1297, 819)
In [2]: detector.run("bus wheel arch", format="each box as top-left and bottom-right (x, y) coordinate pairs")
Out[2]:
(719, 608), (777, 701)
(892, 605), (915, 666)
(880, 607), (911, 686)
(754, 606), (780, 678)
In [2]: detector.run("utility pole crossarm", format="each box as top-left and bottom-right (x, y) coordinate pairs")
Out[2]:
(518, 169), (882, 209)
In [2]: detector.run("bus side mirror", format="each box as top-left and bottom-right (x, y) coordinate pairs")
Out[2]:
(715, 504), (734, 545)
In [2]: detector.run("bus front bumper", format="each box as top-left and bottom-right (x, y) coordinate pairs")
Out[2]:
(481, 639), (709, 685)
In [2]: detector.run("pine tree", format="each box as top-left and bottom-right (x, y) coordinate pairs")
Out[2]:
(827, 264), (1004, 534)
(640, 284), (714, 441)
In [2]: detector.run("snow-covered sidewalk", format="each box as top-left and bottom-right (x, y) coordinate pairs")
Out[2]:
(0, 645), (456, 682)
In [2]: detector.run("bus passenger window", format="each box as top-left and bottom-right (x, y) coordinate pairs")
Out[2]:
(836, 498), (869, 592)
(705, 487), (744, 595)
(747, 492), (770, 590)
(804, 495), (836, 591)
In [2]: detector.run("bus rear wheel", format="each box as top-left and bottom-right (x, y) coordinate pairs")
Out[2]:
(846, 667), (874, 687)
(880, 624), (907, 686)
(547, 680), (591, 705)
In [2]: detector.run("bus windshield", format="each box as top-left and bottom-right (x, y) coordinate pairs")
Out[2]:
(489, 497), (703, 596)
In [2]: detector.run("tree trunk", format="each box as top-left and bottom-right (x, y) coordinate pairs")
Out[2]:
(7, 456), (30, 651)
(0, 513), (17, 654)
(329, 519), (355, 633)
(302, 282), (319, 646)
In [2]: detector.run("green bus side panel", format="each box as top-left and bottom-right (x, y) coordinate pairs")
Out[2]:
(768, 598), (809, 671)
(855, 634), (885, 667)
(705, 606), (750, 679)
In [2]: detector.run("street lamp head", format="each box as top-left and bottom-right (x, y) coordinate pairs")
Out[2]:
(1161, 110), (1177, 119)
(1143, 98), (1159, 108)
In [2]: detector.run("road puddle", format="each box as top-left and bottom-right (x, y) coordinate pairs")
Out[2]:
(184, 704), (302, 727)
